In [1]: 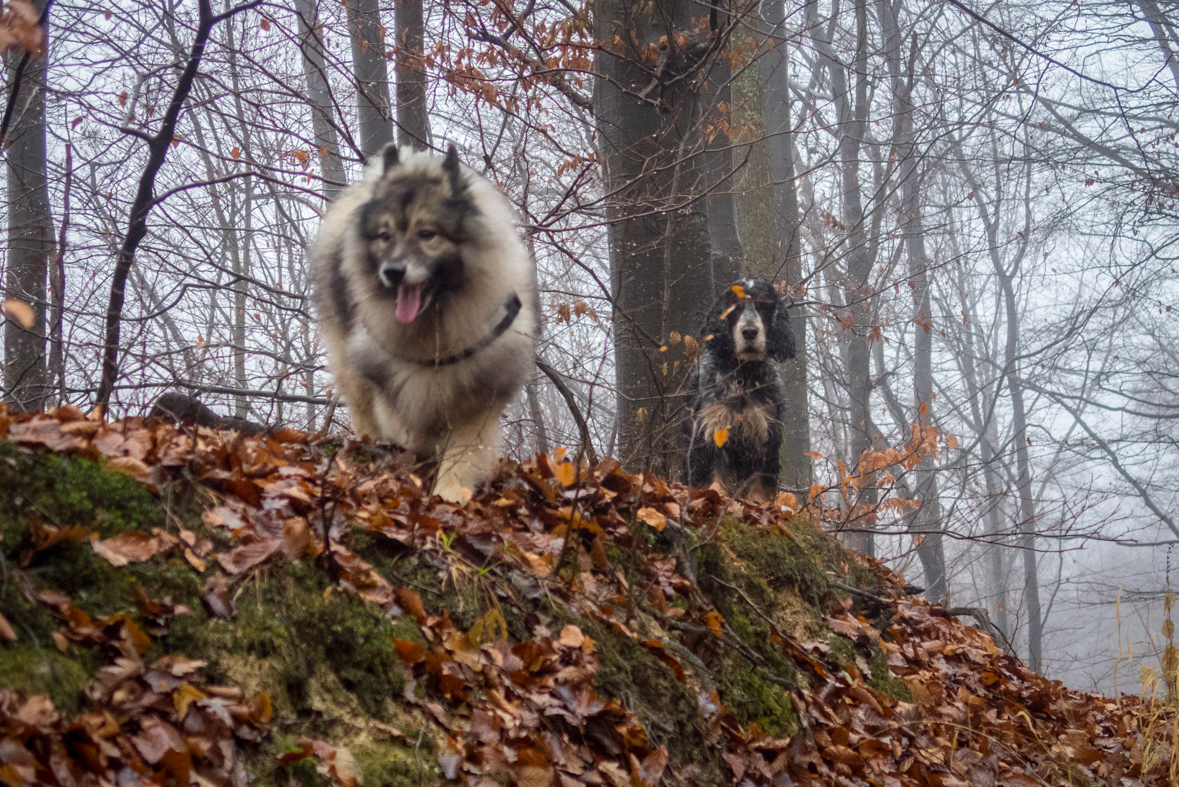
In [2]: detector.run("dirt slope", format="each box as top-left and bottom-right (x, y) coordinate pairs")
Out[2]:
(0, 407), (1174, 787)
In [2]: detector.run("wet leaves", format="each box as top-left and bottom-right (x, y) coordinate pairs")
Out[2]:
(0, 405), (1173, 786)
(0, 610), (268, 787)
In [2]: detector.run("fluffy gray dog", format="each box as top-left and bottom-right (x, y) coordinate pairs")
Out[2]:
(310, 144), (538, 502)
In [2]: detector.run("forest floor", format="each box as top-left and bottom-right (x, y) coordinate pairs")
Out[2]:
(0, 406), (1175, 787)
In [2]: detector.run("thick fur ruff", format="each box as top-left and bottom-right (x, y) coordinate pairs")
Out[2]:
(310, 144), (538, 502)
(684, 278), (796, 501)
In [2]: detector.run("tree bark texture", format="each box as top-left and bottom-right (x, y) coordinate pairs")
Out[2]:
(700, 5), (741, 294)
(595, 0), (718, 476)
(296, 0), (345, 201)
(760, 0), (810, 491)
(347, 0), (393, 160)
(394, 0), (431, 149)
(4, 0), (53, 412)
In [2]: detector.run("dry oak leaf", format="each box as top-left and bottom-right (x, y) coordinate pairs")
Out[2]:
(132, 720), (187, 764)
(202, 575), (236, 619)
(636, 507), (666, 531)
(90, 531), (159, 567)
(394, 587), (426, 624)
(215, 537), (281, 575)
(0, 611), (17, 641)
(555, 461), (577, 486)
(558, 624), (585, 649)
(105, 455), (153, 483)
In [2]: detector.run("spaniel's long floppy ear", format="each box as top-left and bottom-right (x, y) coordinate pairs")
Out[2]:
(701, 290), (736, 359)
(768, 295), (797, 361)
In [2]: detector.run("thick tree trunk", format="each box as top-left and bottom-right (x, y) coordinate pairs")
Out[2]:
(761, 0), (810, 491)
(4, 0), (52, 412)
(346, 0), (393, 160)
(296, 0), (344, 201)
(394, 0), (431, 149)
(595, 0), (716, 475)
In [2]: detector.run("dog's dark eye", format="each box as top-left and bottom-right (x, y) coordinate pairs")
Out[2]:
(377, 231), (391, 242)
(418, 229), (437, 241)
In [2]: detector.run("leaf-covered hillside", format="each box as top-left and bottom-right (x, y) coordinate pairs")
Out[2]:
(0, 407), (1174, 787)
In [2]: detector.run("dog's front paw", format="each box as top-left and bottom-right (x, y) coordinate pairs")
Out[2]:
(431, 475), (473, 505)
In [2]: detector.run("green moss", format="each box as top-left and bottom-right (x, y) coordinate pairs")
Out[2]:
(866, 647), (911, 702)
(697, 536), (800, 685)
(271, 753), (329, 787)
(825, 635), (912, 702)
(354, 740), (439, 787)
(827, 635), (858, 668)
(0, 443), (164, 541)
(714, 659), (798, 737)
(0, 644), (95, 715)
(172, 564), (410, 721)
(584, 620), (725, 787)
(0, 578), (61, 648)
(716, 518), (830, 608)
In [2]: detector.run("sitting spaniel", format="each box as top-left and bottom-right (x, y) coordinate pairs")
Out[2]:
(683, 278), (796, 501)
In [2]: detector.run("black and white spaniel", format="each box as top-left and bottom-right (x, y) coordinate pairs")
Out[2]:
(683, 278), (796, 501)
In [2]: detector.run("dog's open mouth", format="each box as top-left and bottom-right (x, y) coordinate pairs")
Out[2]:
(395, 282), (426, 323)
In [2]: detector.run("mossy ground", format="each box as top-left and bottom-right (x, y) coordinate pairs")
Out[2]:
(0, 443), (437, 786)
(0, 443), (899, 785)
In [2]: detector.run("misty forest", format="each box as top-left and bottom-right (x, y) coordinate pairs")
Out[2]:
(2, 0), (1179, 762)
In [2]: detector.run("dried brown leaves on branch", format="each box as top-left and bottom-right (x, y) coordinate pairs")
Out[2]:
(0, 1), (42, 58)
(0, 406), (1173, 786)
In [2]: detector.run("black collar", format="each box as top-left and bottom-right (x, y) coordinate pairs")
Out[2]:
(410, 294), (522, 367)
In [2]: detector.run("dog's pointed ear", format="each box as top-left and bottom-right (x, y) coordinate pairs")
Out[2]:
(443, 144), (465, 194)
(769, 295), (797, 361)
(381, 143), (400, 174)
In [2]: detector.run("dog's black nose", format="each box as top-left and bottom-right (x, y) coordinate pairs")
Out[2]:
(378, 261), (406, 289)
(742, 327), (759, 341)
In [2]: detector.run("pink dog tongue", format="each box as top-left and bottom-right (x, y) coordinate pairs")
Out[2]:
(395, 283), (423, 324)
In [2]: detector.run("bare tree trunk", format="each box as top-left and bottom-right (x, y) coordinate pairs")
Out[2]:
(4, 0), (52, 412)
(880, 0), (947, 601)
(48, 142), (69, 406)
(95, 0), (252, 412)
(595, 0), (717, 476)
(809, 0), (876, 553)
(224, 12), (250, 419)
(954, 261), (1010, 635)
(523, 233), (549, 455)
(1135, 0), (1179, 91)
(761, 0), (810, 491)
(958, 150), (1043, 671)
(394, 0), (431, 149)
(295, 0), (344, 201)
(347, 0), (393, 159)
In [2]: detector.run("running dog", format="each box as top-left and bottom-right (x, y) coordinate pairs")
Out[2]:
(309, 144), (538, 502)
